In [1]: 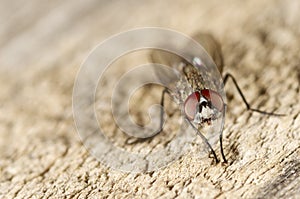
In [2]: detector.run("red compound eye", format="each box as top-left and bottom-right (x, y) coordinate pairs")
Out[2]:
(200, 89), (224, 112)
(184, 91), (200, 120)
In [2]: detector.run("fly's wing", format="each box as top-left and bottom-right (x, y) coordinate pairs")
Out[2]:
(150, 33), (223, 81)
(149, 50), (182, 86)
(191, 32), (224, 74)
(180, 32), (225, 94)
(150, 49), (183, 68)
(150, 49), (198, 105)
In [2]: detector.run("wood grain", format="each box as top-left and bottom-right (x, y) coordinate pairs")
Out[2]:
(0, 0), (299, 198)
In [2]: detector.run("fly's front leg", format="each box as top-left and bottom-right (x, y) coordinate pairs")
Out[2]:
(158, 88), (171, 133)
(219, 105), (227, 163)
(125, 87), (171, 144)
(186, 119), (219, 164)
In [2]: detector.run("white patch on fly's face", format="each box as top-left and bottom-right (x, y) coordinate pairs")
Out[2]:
(193, 96), (218, 125)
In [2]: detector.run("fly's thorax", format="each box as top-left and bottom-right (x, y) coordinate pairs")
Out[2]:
(170, 61), (205, 103)
(182, 63), (205, 91)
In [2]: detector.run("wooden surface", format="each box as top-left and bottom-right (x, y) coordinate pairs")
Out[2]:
(1, 0), (300, 198)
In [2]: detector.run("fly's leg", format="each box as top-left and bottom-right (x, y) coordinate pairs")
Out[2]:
(223, 73), (285, 116)
(186, 119), (219, 163)
(219, 73), (284, 163)
(158, 88), (171, 133)
(219, 105), (227, 163)
(125, 87), (171, 144)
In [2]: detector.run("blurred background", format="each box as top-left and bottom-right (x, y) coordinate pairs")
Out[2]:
(2, 0), (298, 72)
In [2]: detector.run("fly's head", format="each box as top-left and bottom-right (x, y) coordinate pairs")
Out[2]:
(184, 89), (224, 125)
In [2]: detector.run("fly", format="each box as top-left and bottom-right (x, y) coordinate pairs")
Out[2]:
(130, 32), (283, 164)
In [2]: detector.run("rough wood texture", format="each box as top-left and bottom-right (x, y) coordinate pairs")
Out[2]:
(1, 0), (300, 198)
